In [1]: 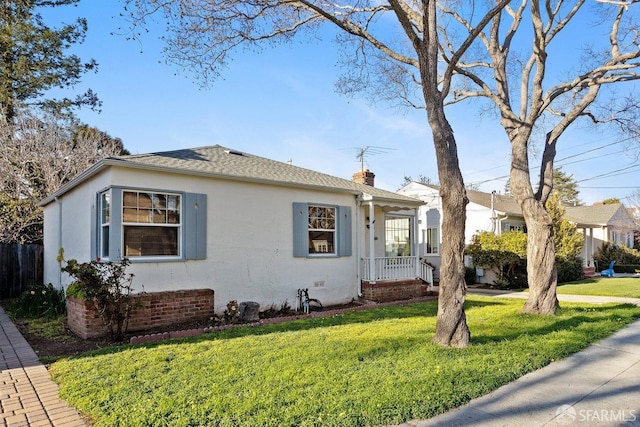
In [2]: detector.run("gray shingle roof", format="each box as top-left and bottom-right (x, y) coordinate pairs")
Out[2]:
(419, 183), (522, 215)
(465, 188), (522, 215)
(564, 203), (631, 227)
(41, 145), (422, 206)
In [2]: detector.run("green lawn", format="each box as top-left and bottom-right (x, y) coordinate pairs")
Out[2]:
(50, 295), (640, 427)
(557, 277), (640, 298)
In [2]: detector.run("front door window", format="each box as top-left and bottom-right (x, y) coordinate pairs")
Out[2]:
(385, 216), (411, 257)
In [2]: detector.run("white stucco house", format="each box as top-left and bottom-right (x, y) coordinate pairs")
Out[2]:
(398, 182), (638, 278)
(564, 203), (638, 268)
(40, 145), (430, 313)
(397, 182), (526, 279)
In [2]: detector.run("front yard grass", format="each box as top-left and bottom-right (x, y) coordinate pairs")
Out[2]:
(557, 276), (640, 298)
(50, 295), (640, 427)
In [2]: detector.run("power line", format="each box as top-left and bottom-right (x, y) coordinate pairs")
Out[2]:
(577, 164), (640, 183)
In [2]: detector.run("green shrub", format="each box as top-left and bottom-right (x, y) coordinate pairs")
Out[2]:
(556, 256), (584, 283)
(59, 249), (135, 341)
(612, 264), (640, 274)
(64, 282), (85, 299)
(464, 266), (477, 285)
(466, 231), (528, 288)
(11, 283), (66, 319)
(594, 243), (640, 269)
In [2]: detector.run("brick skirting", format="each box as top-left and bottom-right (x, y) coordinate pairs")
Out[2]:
(66, 289), (215, 339)
(361, 279), (426, 302)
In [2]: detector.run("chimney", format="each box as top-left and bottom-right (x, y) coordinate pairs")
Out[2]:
(353, 169), (375, 187)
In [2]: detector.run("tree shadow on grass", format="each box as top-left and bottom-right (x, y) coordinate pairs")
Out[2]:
(471, 303), (640, 345)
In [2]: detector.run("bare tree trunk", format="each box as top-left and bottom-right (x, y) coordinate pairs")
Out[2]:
(521, 199), (559, 314)
(429, 105), (470, 347)
(509, 131), (559, 314)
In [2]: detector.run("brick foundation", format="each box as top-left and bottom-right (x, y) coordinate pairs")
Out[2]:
(66, 289), (215, 339)
(361, 279), (425, 302)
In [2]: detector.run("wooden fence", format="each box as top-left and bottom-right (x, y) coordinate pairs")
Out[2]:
(0, 244), (44, 299)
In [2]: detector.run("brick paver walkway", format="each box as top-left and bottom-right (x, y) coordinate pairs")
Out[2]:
(0, 307), (86, 427)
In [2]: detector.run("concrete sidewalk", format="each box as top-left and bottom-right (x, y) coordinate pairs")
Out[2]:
(395, 289), (640, 427)
(0, 306), (86, 427)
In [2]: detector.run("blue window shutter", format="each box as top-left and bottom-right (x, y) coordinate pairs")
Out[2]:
(109, 188), (123, 261)
(90, 193), (98, 260)
(185, 193), (207, 260)
(338, 206), (352, 256)
(293, 203), (308, 257)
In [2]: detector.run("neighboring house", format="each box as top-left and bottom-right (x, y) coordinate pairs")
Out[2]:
(397, 182), (526, 279)
(564, 203), (638, 268)
(397, 182), (639, 279)
(40, 145), (428, 313)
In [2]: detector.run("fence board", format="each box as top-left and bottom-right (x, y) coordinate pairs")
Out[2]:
(0, 244), (43, 298)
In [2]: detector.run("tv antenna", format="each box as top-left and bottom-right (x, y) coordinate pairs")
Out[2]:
(355, 146), (394, 172)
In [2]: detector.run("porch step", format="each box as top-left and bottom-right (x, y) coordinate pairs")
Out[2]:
(583, 266), (597, 278)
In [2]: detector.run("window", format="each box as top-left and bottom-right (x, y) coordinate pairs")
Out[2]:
(425, 227), (438, 254)
(94, 187), (207, 261)
(293, 203), (351, 257)
(122, 191), (181, 257)
(385, 216), (411, 257)
(505, 224), (527, 233)
(99, 191), (110, 258)
(308, 206), (335, 254)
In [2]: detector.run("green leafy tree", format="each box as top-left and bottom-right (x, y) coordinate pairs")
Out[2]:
(0, 0), (99, 121)
(546, 193), (583, 260)
(552, 168), (582, 207)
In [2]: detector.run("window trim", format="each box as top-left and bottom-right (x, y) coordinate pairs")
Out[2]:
(95, 186), (207, 263)
(99, 190), (111, 260)
(425, 227), (439, 255)
(384, 214), (413, 257)
(308, 205), (337, 256)
(293, 202), (352, 258)
(121, 190), (183, 260)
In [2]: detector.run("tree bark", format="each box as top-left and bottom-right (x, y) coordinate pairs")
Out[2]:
(428, 104), (470, 347)
(520, 199), (559, 314)
(509, 130), (559, 315)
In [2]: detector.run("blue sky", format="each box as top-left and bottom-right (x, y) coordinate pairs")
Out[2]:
(43, 1), (639, 205)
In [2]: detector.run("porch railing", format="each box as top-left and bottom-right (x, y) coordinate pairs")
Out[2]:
(361, 256), (433, 288)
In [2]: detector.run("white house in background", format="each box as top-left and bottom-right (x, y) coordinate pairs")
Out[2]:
(398, 182), (639, 278)
(564, 203), (638, 268)
(39, 145), (429, 312)
(397, 182), (526, 279)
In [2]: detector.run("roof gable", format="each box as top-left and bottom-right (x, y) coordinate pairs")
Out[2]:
(564, 203), (637, 228)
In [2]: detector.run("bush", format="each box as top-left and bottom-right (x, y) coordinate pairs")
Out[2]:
(11, 283), (66, 319)
(466, 231), (528, 289)
(612, 264), (640, 274)
(464, 267), (477, 286)
(59, 249), (135, 341)
(594, 243), (640, 269)
(556, 256), (584, 283)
